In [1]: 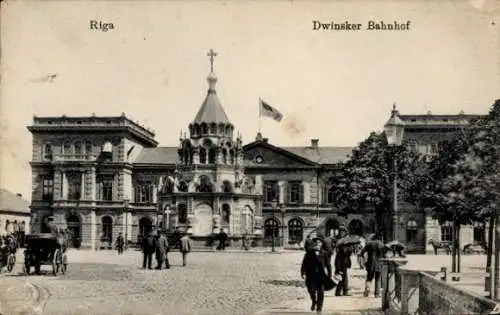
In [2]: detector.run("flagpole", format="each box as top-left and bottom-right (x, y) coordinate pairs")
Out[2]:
(258, 97), (262, 134)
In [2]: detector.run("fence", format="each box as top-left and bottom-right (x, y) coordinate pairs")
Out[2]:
(381, 258), (499, 314)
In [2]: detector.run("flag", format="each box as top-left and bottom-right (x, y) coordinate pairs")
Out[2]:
(259, 99), (283, 122)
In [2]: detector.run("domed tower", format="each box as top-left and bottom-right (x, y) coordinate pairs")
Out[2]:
(160, 50), (261, 244)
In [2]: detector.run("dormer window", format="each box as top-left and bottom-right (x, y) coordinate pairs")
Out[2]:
(201, 123), (208, 135)
(210, 123), (216, 134)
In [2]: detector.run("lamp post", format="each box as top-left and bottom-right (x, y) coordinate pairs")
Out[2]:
(280, 204), (286, 247)
(271, 200), (277, 252)
(384, 103), (405, 242)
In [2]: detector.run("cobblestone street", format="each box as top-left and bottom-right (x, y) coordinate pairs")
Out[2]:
(0, 250), (318, 315)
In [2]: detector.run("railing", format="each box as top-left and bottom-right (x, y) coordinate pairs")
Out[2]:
(381, 258), (499, 315)
(53, 154), (98, 161)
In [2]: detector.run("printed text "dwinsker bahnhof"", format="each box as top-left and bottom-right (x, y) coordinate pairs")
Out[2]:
(313, 20), (411, 31)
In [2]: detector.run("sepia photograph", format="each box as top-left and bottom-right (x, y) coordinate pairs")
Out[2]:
(0, 1), (499, 314)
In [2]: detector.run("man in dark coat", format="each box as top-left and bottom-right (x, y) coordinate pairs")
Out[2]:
(301, 238), (332, 314)
(116, 232), (124, 255)
(217, 228), (228, 250)
(359, 233), (386, 297)
(334, 243), (353, 296)
(141, 232), (155, 269)
(155, 230), (170, 270)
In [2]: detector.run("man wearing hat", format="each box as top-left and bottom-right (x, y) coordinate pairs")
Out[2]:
(301, 237), (332, 314)
(155, 229), (170, 270)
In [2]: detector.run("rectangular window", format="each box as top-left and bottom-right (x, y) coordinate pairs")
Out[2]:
(134, 183), (153, 203)
(440, 225), (453, 242)
(67, 173), (81, 200)
(42, 176), (54, 201)
(97, 176), (114, 201)
(287, 181), (303, 203)
(263, 181), (279, 203)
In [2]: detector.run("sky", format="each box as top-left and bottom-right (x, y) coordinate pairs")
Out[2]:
(1, 0), (499, 201)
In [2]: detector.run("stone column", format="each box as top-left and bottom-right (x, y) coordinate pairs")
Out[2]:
(278, 181), (285, 204)
(90, 210), (96, 250)
(62, 172), (68, 199)
(80, 172), (85, 200)
(90, 167), (96, 201)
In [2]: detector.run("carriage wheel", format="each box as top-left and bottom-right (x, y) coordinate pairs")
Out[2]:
(52, 261), (58, 276)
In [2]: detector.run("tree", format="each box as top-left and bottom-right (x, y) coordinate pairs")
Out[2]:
(329, 132), (423, 242)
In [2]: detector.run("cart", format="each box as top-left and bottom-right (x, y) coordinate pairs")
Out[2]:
(23, 233), (68, 276)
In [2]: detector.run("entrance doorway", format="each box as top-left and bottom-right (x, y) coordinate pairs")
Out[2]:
(325, 218), (340, 237)
(67, 214), (82, 248)
(139, 217), (153, 241)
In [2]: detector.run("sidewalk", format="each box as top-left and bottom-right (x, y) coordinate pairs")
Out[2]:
(255, 293), (383, 315)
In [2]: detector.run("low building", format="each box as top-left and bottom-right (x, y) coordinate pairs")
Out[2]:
(0, 189), (30, 243)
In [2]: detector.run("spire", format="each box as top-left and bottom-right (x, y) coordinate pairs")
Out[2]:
(192, 49), (231, 125)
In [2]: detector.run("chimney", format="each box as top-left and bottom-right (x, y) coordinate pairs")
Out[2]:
(16, 193), (22, 197)
(310, 139), (319, 148)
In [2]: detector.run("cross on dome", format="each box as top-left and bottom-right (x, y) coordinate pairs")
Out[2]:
(207, 49), (218, 73)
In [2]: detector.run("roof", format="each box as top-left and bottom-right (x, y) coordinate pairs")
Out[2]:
(399, 114), (484, 127)
(135, 147), (179, 164)
(0, 189), (30, 214)
(283, 146), (353, 164)
(192, 74), (231, 125)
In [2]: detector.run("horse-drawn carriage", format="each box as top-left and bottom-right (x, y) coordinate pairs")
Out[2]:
(23, 233), (68, 276)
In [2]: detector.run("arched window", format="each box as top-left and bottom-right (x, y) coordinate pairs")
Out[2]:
(210, 123), (217, 135)
(85, 141), (92, 154)
(229, 150), (235, 165)
(194, 124), (200, 136)
(101, 216), (113, 242)
(208, 148), (216, 164)
(473, 222), (486, 244)
(440, 221), (453, 242)
(74, 141), (82, 155)
(178, 204), (188, 224)
(288, 218), (303, 244)
(406, 219), (418, 242)
(219, 124), (225, 135)
(63, 142), (72, 155)
(221, 204), (231, 224)
(198, 176), (213, 193)
(178, 181), (188, 192)
(222, 148), (228, 164)
(201, 123), (208, 135)
(43, 143), (53, 160)
(264, 218), (279, 238)
(325, 185), (335, 204)
(199, 148), (207, 164)
(222, 180), (232, 193)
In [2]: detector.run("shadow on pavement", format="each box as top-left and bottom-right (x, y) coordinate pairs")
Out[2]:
(262, 279), (305, 288)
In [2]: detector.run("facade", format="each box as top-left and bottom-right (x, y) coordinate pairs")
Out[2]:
(396, 109), (487, 252)
(0, 189), (30, 239)
(26, 53), (486, 252)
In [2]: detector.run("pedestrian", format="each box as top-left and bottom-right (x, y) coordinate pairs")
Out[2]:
(300, 238), (332, 314)
(356, 236), (367, 269)
(319, 233), (334, 272)
(141, 232), (155, 269)
(359, 233), (385, 298)
(155, 230), (170, 270)
(116, 232), (124, 255)
(334, 244), (352, 296)
(217, 228), (228, 250)
(241, 232), (249, 251)
(180, 232), (192, 267)
(304, 234), (314, 252)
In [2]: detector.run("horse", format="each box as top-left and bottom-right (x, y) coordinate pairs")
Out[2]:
(427, 239), (452, 255)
